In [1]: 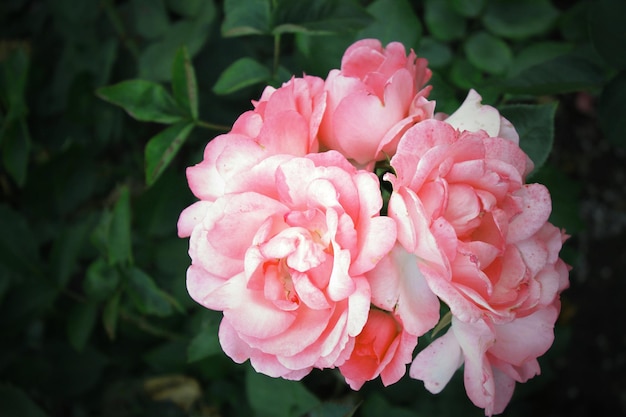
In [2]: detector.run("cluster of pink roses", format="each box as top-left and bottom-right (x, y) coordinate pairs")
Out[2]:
(178, 39), (569, 416)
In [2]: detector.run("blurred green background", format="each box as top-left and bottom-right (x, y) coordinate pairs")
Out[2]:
(1, 0), (625, 416)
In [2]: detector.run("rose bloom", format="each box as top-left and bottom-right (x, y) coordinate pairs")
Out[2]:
(186, 75), (326, 202)
(384, 91), (569, 413)
(386, 91), (569, 325)
(178, 151), (396, 379)
(319, 38), (434, 167)
(339, 308), (417, 390)
(411, 302), (562, 416)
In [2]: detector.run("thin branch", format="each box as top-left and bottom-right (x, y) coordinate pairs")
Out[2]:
(119, 308), (185, 341)
(195, 119), (231, 132)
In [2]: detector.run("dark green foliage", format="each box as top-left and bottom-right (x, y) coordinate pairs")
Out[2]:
(0, 0), (618, 416)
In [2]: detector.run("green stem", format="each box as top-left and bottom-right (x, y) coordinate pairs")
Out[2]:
(119, 308), (184, 341)
(273, 33), (281, 81)
(195, 120), (231, 132)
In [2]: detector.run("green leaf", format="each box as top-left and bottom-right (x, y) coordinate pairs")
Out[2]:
(66, 301), (98, 351)
(425, 72), (459, 115)
(0, 117), (31, 187)
(143, 340), (188, 372)
(84, 258), (121, 302)
(187, 321), (221, 362)
(447, 0), (485, 17)
(531, 164), (583, 233)
(272, 0), (373, 35)
(0, 385), (50, 417)
(222, 0), (271, 36)
(482, 0), (559, 40)
(171, 46), (198, 120)
(500, 53), (605, 95)
(213, 57), (272, 95)
(418, 37), (453, 69)
(138, 17), (214, 81)
(449, 58), (484, 91)
(132, 0), (170, 40)
(90, 210), (112, 259)
(0, 204), (40, 276)
(508, 42), (573, 77)
(424, 0), (466, 42)
(246, 367), (320, 417)
(109, 186), (133, 265)
(309, 402), (359, 417)
(145, 121), (195, 186)
(136, 171), (191, 238)
(0, 44), (31, 187)
(103, 291), (121, 340)
(361, 394), (416, 417)
(357, 0), (421, 49)
(464, 31), (512, 75)
(588, 0), (626, 70)
(88, 189), (134, 271)
(124, 266), (174, 317)
(295, 32), (355, 77)
(499, 102), (557, 173)
(96, 80), (184, 124)
(50, 216), (95, 288)
(559, 2), (589, 42)
(598, 71), (626, 148)
(166, 0), (206, 17)
(0, 43), (29, 118)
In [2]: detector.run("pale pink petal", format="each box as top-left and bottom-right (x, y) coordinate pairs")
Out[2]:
(257, 110), (310, 155)
(240, 306), (334, 357)
(444, 89), (501, 137)
(491, 368), (516, 416)
(220, 281), (297, 337)
(177, 200), (210, 238)
(507, 184), (552, 243)
(453, 319), (497, 414)
(185, 264), (229, 308)
(292, 271), (330, 310)
(351, 215), (396, 275)
(490, 305), (558, 366)
(205, 193), (288, 260)
(369, 244), (440, 336)
(346, 276), (371, 337)
(410, 329), (464, 393)
(331, 90), (399, 165)
(341, 39), (385, 78)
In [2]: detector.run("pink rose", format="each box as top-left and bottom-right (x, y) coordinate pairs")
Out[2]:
(387, 111), (567, 324)
(183, 75), (326, 203)
(178, 151), (396, 379)
(339, 309), (417, 390)
(319, 38), (434, 167)
(410, 303), (560, 416)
